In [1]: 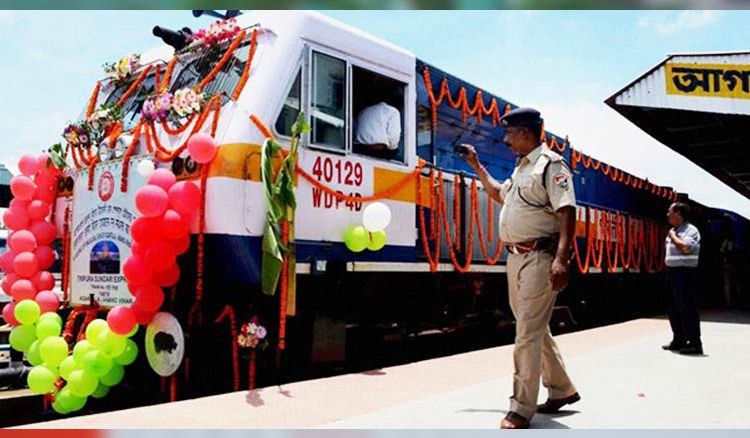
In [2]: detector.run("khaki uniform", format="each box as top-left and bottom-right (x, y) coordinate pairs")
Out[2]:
(498, 144), (577, 420)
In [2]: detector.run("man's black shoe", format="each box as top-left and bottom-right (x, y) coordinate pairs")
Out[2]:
(537, 392), (581, 414)
(662, 341), (685, 351)
(679, 344), (703, 355)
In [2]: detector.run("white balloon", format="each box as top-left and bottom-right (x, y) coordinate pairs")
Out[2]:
(137, 159), (155, 177)
(363, 202), (391, 232)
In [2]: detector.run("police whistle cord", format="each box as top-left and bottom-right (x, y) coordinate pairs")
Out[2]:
(422, 65), (676, 203)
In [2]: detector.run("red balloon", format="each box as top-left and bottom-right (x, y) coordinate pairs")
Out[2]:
(10, 279), (36, 301)
(134, 284), (165, 312)
(2, 302), (19, 327)
(0, 250), (16, 274)
(31, 271), (55, 291)
(168, 181), (201, 217)
(107, 305), (137, 335)
(36, 154), (59, 176)
(153, 264), (180, 287)
(13, 252), (39, 278)
(35, 291), (59, 314)
(131, 241), (147, 257)
(18, 154), (39, 176)
(3, 207), (30, 231)
(127, 281), (139, 297)
(161, 209), (188, 240)
(27, 200), (51, 220)
(135, 185), (169, 218)
(187, 133), (217, 164)
(9, 199), (29, 210)
(1, 273), (19, 295)
(147, 168), (177, 192)
(169, 234), (191, 255)
(130, 216), (161, 245)
(131, 303), (157, 326)
(122, 255), (152, 287)
(10, 175), (36, 200)
(30, 220), (57, 246)
(9, 230), (37, 253)
(33, 184), (57, 204)
(34, 246), (56, 270)
(145, 241), (176, 272)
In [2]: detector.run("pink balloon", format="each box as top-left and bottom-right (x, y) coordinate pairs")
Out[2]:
(161, 209), (188, 240)
(33, 184), (57, 204)
(35, 291), (59, 314)
(168, 181), (201, 217)
(153, 264), (180, 287)
(27, 200), (51, 220)
(13, 252), (39, 278)
(10, 279), (36, 301)
(9, 230), (37, 253)
(169, 234), (191, 256)
(36, 154), (56, 175)
(131, 303), (157, 326)
(34, 246), (55, 270)
(18, 154), (39, 176)
(9, 199), (29, 210)
(134, 284), (165, 312)
(0, 250), (16, 274)
(130, 216), (161, 244)
(187, 133), (217, 164)
(10, 175), (36, 200)
(1, 273), (19, 295)
(3, 207), (30, 231)
(122, 255), (152, 287)
(107, 305), (137, 335)
(31, 271), (55, 292)
(29, 220), (57, 246)
(135, 185), (169, 218)
(147, 168), (177, 192)
(145, 241), (176, 272)
(2, 303), (19, 327)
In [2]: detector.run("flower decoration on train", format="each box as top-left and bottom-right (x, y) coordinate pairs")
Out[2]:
(141, 91), (174, 122)
(63, 123), (93, 149)
(187, 18), (242, 50)
(237, 318), (269, 350)
(172, 88), (204, 117)
(141, 88), (206, 123)
(103, 53), (141, 84)
(62, 104), (122, 149)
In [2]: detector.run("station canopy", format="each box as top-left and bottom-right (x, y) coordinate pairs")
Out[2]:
(606, 52), (750, 200)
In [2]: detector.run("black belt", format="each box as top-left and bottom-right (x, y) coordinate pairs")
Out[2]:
(506, 236), (557, 255)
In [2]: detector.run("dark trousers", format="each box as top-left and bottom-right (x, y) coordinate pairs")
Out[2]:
(667, 267), (701, 345)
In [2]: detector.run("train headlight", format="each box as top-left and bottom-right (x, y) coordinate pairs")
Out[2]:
(114, 134), (131, 159)
(98, 141), (113, 162)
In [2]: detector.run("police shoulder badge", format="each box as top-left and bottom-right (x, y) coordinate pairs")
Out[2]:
(553, 174), (569, 189)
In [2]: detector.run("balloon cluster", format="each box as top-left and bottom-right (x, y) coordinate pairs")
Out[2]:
(2, 154), (61, 349)
(343, 201), (392, 253)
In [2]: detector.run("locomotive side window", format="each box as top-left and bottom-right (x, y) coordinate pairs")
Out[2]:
(310, 51), (347, 151)
(274, 68), (302, 137)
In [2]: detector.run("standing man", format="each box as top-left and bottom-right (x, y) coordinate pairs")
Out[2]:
(663, 202), (703, 355)
(459, 108), (579, 429)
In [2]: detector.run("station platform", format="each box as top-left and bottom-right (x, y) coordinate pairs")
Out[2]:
(16, 311), (750, 429)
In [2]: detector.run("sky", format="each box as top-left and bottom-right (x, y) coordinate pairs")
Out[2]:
(1, 10), (750, 218)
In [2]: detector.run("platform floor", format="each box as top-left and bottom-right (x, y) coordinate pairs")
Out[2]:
(17, 311), (750, 429)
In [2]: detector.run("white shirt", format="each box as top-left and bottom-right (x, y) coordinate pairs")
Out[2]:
(355, 102), (401, 150)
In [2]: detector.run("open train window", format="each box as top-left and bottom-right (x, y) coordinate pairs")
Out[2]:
(103, 67), (160, 131)
(274, 68), (302, 138)
(310, 51), (347, 152)
(352, 66), (405, 163)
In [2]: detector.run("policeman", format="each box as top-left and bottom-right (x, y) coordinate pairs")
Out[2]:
(459, 107), (580, 429)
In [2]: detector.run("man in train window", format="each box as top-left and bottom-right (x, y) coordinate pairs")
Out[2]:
(663, 202), (703, 355)
(353, 101), (401, 160)
(458, 107), (580, 429)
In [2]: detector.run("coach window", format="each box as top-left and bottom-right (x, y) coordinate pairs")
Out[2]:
(274, 68), (302, 137)
(310, 51), (347, 151)
(352, 66), (406, 163)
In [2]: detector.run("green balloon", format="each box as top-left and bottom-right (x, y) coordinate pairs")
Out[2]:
(367, 230), (387, 251)
(9, 324), (37, 352)
(67, 369), (98, 397)
(51, 398), (70, 414)
(126, 325), (139, 338)
(85, 319), (108, 345)
(100, 363), (124, 386)
(83, 350), (113, 377)
(115, 339), (138, 366)
(91, 382), (110, 399)
(40, 312), (63, 327)
(96, 329), (126, 357)
(36, 318), (62, 341)
(26, 340), (43, 366)
(57, 387), (86, 412)
(59, 355), (78, 380)
(72, 340), (95, 363)
(344, 225), (368, 252)
(27, 365), (58, 394)
(14, 300), (41, 325)
(40, 336), (69, 367)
